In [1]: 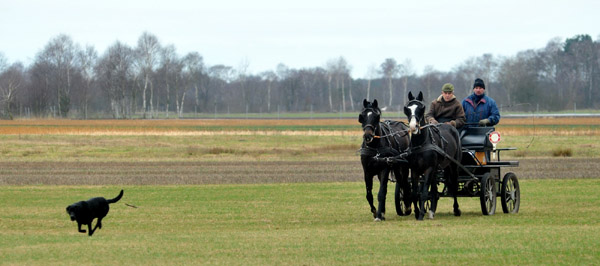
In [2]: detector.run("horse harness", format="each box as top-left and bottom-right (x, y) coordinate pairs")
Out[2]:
(407, 124), (477, 179)
(360, 120), (410, 159)
(409, 124), (448, 156)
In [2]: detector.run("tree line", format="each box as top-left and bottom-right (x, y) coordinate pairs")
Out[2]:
(0, 32), (598, 119)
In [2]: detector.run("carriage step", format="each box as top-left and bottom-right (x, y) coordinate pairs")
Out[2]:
(486, 161), (519, 166)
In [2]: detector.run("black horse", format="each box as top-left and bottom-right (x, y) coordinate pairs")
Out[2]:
(359, 99), (411, 221)
(403, 92), (462, 220)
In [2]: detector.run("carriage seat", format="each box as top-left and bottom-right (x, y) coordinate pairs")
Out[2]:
(460, 126), (494, 151)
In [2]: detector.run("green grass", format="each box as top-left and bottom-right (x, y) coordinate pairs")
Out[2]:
(1, 179), (599, 265)
(0, 134), (363, 162)
(505, 135), (599, 158)
(0, 134), (599, 162)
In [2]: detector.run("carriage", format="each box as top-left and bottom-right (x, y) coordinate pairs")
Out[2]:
(398, 125), (522, 216)
(359, 95), (521, 221)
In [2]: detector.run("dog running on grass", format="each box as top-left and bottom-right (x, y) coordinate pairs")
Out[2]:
(66, 190), (123, 236)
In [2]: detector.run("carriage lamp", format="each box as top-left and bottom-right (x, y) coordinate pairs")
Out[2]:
(489, 131), (501, 159)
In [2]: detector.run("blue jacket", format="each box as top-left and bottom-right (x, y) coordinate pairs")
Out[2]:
(461, 93), (500, 126)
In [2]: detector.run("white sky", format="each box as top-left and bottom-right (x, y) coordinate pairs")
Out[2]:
(2, 0), (599, 77)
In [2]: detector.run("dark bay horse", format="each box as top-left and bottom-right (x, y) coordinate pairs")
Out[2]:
(403, 92), (462, 220)
(359, 99), (411, 221)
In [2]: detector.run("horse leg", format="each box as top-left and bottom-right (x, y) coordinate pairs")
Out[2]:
(394, 167), (411, 216)
(418, 168), (434, 221)
(375, 169), (389, 221)
(429, 175), (438, 219)
(450, 166), (461, 216)
(411, 169), (420, 220)
(364, 172), (376, 218)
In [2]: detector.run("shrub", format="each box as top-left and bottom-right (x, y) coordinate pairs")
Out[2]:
(551, 147), (573, 157)
(206, 147), (236, 155)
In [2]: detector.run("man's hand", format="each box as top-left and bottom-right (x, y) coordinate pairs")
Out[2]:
(444, 121), (456, 127)
(428, 118), (438, 124)
(478, 119), (491, 126)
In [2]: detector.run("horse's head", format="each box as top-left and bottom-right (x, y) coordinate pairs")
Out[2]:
(403, 91), (426, 135)
(359, 99), (381, 144)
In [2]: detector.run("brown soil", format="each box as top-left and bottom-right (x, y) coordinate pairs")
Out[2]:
(1, 158), (598, 185)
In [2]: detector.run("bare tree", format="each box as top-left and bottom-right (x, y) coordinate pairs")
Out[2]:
(453, 57), (478, 96)
(5, 32), (600, 117)
(77, 45), (97, 119)
(237, 58), (250, 113)
(347, 69), (355, 111)
(0, 62), (25, 119)
(498, 51), (538, 108)
(95, 41), (134, 118)
(209, 64), (234, 112)
(158, 45), (184, 118)
(538, 38), (562, 98)
(478, 54), (498, 98)
(37, 34), (80, 117)
(0, 52), (7, 71)
(182, 52), (205, 115)
(422, 65), (441, 101)
(398, 58), (414, 106)
(135, 32), (161, 118)
(380, 58), (398, 107)
(325, 57), (352, 112)
(260, 71), (277, 112)
(275, 63), (289, 111)
(364, 64), (377, 101)
(324, 60), (336, 111)
(563, 34), (597, 108)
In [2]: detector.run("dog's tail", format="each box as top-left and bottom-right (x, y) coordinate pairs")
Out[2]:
(107, 190), (124, 204)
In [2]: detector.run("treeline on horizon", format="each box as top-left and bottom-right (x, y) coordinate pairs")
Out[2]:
(0, 32), (598, 119)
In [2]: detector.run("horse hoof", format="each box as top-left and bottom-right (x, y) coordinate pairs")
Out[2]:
(454, 209), (462, 217)
(427, 211), (435, 219)
(375, 214), (385, 221)
(374, 218), (382, 222)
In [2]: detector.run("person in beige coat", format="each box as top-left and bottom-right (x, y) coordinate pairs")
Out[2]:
(425, 83), (465, 128)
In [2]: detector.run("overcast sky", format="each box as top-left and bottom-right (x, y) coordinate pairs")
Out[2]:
(2, 0), (599, 77)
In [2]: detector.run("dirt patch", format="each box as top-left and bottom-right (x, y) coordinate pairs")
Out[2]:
(1, 158), (599, 186)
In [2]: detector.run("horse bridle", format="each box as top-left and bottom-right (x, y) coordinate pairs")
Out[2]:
(360, 107), (380, 132)
(405, 100), (426, 132)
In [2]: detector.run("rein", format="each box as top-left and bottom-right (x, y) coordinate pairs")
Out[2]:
(373, 121), (410, 139)
(360, 121), (410, 159)
(408, 124), (448, 153)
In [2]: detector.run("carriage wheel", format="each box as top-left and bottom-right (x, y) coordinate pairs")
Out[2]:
(421, 183), (437, 219)
(394, 182), (411, 216)
(479, 173), (497, 215)
(501, 172), (520, 214)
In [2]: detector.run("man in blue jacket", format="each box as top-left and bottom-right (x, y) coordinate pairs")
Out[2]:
(462, 78), (500, 126)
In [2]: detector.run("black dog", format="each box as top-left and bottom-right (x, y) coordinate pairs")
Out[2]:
(66, 190), (123, 236)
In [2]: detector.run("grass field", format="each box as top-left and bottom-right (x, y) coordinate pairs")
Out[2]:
(1, 180), (599, 265)
(0, 118), (599, 162)
(0, 118), (599, 265)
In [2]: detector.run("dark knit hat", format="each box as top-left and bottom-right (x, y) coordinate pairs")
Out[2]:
(442, 83), (454, 93)
(473, 78), (485, 89)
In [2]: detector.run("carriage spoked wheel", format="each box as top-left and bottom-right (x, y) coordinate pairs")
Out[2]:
(501, 172), (520, 213)
(479, 173), (497, 215)
(420, 183), (438, 219)
(394, 182), (411, 216)
(424, 196), (436, 219)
